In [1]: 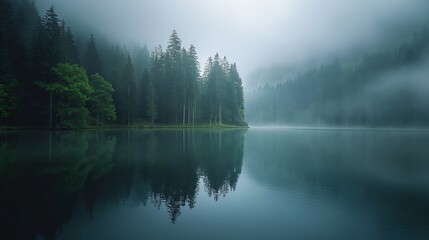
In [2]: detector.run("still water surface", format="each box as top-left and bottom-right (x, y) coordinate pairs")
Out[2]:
(0, 128), (428, 240)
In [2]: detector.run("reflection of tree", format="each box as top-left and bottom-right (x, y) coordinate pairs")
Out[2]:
(140, 131), (199, 223)
(0, 131), (117, 240)
(0, 128), (246, 236)
(199, 130), (244, 201)
(83, 132), (117, 217)
(134, 129), (245, 221)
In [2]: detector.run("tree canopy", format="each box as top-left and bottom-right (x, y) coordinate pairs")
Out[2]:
(40, 63), (92, 128)
(0, 2), (246, 128)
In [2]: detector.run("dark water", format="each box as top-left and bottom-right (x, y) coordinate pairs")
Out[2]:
(0, 128), (428, 240)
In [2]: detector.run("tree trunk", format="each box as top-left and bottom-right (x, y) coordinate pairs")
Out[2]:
(49, 131), (52, 162)
(219, 104), (222, 126)
(183, 103), (186, 125)
(49, 91), (52, 128)
(128, 84), (130, 128)
(192, 98), (195, 127)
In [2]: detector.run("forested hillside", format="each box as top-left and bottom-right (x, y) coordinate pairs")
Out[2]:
(0, 1), (245, 128)
(246, 27), (429, 126)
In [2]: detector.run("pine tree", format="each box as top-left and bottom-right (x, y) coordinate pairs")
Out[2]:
(119, 55), (135, 127)
(146, 79), (158, 125)
(0, 84), (9, 118)
(33, 5), (63, 127)
(133, 45), (151, 120)
(229, 63), (244, 124)
(201, 57), (214, 123)
(0, 83), (16, 118)
(63, 26), (79, 64)
(137, 69), (149, 120)
(42, 6), (62, 63)
(0, 0), (18, 121)
(200, 54), (243, 125)
(183, 44), (199, 125)
(84, 34), (102, 76)
(165, 30), (183, 123)
(149, 45), (166, 122)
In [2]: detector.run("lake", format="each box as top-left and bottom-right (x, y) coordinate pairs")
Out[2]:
(1, 128), (428, 240)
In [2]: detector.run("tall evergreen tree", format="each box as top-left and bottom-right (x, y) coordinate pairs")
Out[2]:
(182, 44), (200, 125)
(150, 45), (166, 122)
(32, 5), (63, 127)
(201, 57), (214, 122)
(165, 30), (183, 123)
(42, 5), (62, 63)
(229, 63), (244, 124)
(137, 69), (149, 120)
(84, 34), (102, 76)
(200, 54), (243, 125)
(133, 45), (151, 120)
(63, 26), (79, 64)
(146, 78), (158, 125)
(0, 0), (17, 121)
(118, 55), (135, 127)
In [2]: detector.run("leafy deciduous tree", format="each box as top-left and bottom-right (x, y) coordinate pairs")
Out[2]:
(39, 63), (92, 128)
(89, 74), (116, 127)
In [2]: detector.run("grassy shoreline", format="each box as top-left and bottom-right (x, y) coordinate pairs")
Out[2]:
(0, 123), (249, 131)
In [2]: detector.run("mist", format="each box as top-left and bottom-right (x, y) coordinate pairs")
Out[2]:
(3, 1), (429, 238)
(245, 28), (429, 127)
(34, 0), (429, 89)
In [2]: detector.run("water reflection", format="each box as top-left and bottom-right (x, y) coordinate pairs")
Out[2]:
(112, 129), (245, 222)
(0, 129), (245, 239)
(245, 129), (429, 235)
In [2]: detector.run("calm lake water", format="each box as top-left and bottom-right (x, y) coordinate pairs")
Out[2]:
(1, 128), (429, 240)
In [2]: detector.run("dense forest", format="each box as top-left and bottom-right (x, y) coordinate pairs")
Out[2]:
(247, 27), (429, 126)
(0, 0), (245, 128)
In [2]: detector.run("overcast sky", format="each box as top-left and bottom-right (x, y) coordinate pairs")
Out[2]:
(35, 0), (429, 89)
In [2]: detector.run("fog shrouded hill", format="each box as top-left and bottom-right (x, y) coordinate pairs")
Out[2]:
(2, 0), (429, 127)
(34, 0), (429, 89)
(246, 27), (429, 126)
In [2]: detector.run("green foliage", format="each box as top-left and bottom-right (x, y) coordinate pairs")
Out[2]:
(39, 63), (92, 128)
(0, 3), (245, 128)
(164, 30), (183, 122)
(145, 30), (245, 126)
(89, 74), (117, 126)
(200, 54), (246, 125)
(28, 5), (81, 126)
(0, 76), (17, 119)
(0, 85), (7, 118)
(0, 84), (9, 118)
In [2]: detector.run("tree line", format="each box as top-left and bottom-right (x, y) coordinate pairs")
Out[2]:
(0, 1), (245, 128)
(247, 26), (429, 126)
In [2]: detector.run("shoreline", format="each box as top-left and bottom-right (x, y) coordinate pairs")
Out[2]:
(0, 124), (249, 131)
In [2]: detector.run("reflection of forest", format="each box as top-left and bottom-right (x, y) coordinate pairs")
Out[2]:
(245, 129), (429, 234)
(0, 129), (245, 240)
